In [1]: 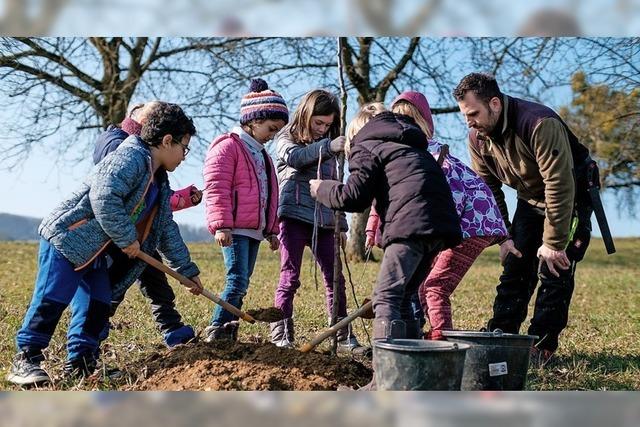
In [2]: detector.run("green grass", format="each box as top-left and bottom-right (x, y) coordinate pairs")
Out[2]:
(0, 238), (638, 390)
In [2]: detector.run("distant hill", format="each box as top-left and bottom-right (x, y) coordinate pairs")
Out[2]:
(0, 213), (211, 242)
(0, 213), (41, 241)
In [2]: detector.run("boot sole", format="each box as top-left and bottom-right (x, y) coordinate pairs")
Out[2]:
(7, 373), (51, 386)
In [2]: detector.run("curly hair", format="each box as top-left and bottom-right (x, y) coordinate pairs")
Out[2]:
(140, 102), (196, 146)
(453, 73), (502, 105)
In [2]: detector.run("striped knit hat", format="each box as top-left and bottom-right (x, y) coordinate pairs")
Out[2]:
(240, 78), (289, 125)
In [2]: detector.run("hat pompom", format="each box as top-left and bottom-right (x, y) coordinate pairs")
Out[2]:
(250, 78), (268, 92)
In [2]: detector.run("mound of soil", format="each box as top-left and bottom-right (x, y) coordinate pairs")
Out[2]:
(245, 307), (284, 322)
(129, 341), (372, 391)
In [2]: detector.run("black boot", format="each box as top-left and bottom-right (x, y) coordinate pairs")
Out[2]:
(361, 319), (408, 391)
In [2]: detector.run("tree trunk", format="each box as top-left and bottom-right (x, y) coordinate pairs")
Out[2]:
(346, 207), (371, 262)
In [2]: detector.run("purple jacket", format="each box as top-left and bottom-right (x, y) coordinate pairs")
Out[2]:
(367, 138), (508, 243)
(431, 139), (508, 239)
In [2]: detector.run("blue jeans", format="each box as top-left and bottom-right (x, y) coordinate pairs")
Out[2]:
(211, 235), (261, 325)
(16, 239), (111, 361)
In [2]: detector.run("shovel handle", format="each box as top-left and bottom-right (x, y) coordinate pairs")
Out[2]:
(299, 300), (373, 353)
(136, 251), (256, 324)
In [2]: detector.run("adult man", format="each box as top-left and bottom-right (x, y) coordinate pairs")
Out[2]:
(453, 73), (594, 367)
(66, 102), (202, 377)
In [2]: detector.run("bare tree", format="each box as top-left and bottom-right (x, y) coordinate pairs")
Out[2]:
(1, 36), (636, 257)
(0, 37), (341, 166)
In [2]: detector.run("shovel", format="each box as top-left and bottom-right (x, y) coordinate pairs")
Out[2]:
(136, 251), (257, 324)
(299, 300), (373, 353)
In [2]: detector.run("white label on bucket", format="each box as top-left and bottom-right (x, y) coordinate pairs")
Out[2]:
(488, 362), (508, 377)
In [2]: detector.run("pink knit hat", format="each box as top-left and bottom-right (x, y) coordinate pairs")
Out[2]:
(391, 91), (434, 136)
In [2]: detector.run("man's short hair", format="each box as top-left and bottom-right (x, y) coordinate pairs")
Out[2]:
(141, 102), (196, 146)
(453, 73), (502, 104)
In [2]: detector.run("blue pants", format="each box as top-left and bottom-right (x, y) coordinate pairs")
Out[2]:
(211, 235), (260, 325)
(16, 239), (111, 362)
(69, 248), (186, 351)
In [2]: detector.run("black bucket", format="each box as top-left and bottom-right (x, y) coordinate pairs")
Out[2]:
(373, 339), (469, 390)
(442, 330), (537, 390)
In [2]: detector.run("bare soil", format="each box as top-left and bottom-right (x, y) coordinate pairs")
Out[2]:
(246, 307), (284, 322)
(128, 340), (372, 391)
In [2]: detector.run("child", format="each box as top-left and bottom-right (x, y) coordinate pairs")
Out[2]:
(310, 104), (462, 388)
(67, 102), (202, 379)
(368, 91), (508, 339)
(202, 78), (286, 342)
(7, 102), (203, 386)
(271, 89), (364, 353)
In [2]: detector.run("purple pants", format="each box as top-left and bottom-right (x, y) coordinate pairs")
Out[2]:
(275, 218), (347, 319)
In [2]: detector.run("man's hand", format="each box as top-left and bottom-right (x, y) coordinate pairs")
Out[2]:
(537, 244), (570, 277)
(215, 229), (232, 247)
(122, 240), (140, 259)
(188, 275), (204, 295)
(190, 187), (203, 206)
(499, 239), (522, 265)
(309, 179), (322, 199)
(267, 234), (280, 251)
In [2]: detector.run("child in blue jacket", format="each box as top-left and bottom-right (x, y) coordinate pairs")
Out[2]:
(7, 102), (203, 386)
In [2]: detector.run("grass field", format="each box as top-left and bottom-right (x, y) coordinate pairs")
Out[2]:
(0, 238), (638, 390)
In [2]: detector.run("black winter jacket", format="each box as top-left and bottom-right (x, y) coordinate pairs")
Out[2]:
(315, 112), (462, 249)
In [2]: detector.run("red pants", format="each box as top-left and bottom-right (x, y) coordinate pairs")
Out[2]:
(418, 236), (497, 332)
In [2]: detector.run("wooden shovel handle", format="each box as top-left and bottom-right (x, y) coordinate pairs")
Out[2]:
(299, 300), (373, 353)
(136, 251), (256, 324)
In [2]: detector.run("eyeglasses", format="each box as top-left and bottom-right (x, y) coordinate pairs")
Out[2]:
(172, 137), (190, 156)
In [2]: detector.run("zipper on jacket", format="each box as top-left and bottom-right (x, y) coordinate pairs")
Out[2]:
(236, 134), (263, 229)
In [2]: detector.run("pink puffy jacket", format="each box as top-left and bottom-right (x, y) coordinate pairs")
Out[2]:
(203, 133), (279, 237)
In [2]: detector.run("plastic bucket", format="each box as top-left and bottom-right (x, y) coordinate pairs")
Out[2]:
(373, 339), (469, 390)
(442, 330), (537, 390)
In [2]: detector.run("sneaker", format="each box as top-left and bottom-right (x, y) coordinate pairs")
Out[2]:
(63, 355), (98, 380)
(530, 347), (555, 369)
(203, 321), (239, 343)
(163, 325), (196, 348)
(358, 377), (377, 391)
(337, 336), (370, 356)
(6, 351), (51, 386)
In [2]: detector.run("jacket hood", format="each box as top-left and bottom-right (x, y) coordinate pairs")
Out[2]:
(391, 91), (434, 137)
(353, 112), (428, 150)
(92, 125), (129, 164)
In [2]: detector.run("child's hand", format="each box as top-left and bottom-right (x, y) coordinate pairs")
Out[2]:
(267, 235), (280, 251)
(188, 275), (204, 295)
(190, 187), (203, 206)
(215, 229), (232, 247)
(309, 179), (322, 198)
(122, 240), (140, 259)
(365, 233), (375, 250)
(330, 136), (346, 153)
